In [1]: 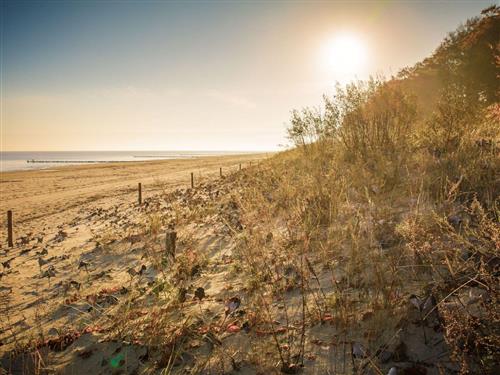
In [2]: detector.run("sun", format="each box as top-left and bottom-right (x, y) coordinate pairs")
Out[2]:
(322, 33), (367, 80)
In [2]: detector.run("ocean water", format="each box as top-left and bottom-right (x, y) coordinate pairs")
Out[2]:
(0, 151), (249, 172)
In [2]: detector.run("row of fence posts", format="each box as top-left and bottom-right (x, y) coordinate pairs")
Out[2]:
(5, 162), (252, 248)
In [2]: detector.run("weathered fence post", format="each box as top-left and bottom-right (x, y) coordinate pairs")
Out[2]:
(7, 210), (13, 247)
(138, 183), (142, 205)
(239, 163), (241, 171)
(165, 229), (177, 259)
(220, 167), (222, 177)
(190, 172), (194, 188)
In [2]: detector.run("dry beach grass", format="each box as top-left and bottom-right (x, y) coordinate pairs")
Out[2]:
(1, 6), (499, 375)
(0, 139), (497, 374)
(0, 154), (269, 373)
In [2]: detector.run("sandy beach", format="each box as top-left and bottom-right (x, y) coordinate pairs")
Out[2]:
(0, 153), (266, 363)
(0, 154), (266, 240)
(2, 2), (497, 373)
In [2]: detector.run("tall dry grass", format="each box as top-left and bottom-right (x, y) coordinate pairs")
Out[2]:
(228, 73), (498, 373)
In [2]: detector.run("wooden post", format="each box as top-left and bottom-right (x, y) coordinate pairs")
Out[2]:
(7, 210), (13, 247)
(220, 167), (222, 177)
(138, 183), (142, 205)
(190, 172), (194, 188)
(239, 163), (241, 171)
(165, 230), (177, 259)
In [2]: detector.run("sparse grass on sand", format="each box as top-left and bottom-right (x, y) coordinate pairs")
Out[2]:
(1, 7), (499, 375)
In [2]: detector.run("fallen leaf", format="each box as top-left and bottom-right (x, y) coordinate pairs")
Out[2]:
(322, 313), (333, 322)
(194, 287), (205, 301)
(227, 324), (240, 333)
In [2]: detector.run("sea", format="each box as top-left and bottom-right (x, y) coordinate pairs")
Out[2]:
(0, 151), (253, 172)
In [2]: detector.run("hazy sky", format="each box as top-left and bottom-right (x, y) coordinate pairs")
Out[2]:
(1, 0), (493, 151)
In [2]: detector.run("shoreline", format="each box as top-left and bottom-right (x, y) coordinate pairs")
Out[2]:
(0, 153), (269, 229)
(1, 151), (271, 173)
(1, 152), (270, 175)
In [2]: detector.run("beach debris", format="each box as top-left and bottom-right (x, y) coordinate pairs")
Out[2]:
(42, 265), (56, 283)
(78, 260), (90, 272)
(227, 324), (240, 333)
(53, 229), (68, 242)
(126, 267), (137, 277)
(194, 287), (205, 301)
(69, 280), (81, 291)
(352, 342), (368, 358)
(138, 264), (147, 275)
(241, 321), (251, 333)
(53, 230), (68, 243)
(322, 312), (334, 322)
(44, 265), (56, 277)
(423, 295), (437, 311)
(39, 329), (81, 351)
(409, 294), (437, 315)
(38, 257), (49, 269)
(266, 232), (273, 243)
(37, 248), (48, 256)
(91, 269), (113, 281)
(190, 264), (201, 277)
(225, 296), (241, 316)
(281, 362), (300, 374)
(47, 327), (59, 337)
(0, 285), (13, 293)
(178, 287), (187, 303)
(447, 214), (463, 228)
(2, 258), (13, 269)
(20, 247), (32, 255)
(127, 264), (146, 278)
(62, 280), (81, 294)
(18, 236), (31, 245)
(86, 290), (119, 307)
(409, 294), (422, 310)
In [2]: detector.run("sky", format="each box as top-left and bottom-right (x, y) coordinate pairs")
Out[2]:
(0, 0), (494, 152)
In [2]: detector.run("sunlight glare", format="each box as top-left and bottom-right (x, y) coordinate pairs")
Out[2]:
(322, 33), (367, 80)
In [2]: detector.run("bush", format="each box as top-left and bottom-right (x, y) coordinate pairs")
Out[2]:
(416, 84), (499, 204)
